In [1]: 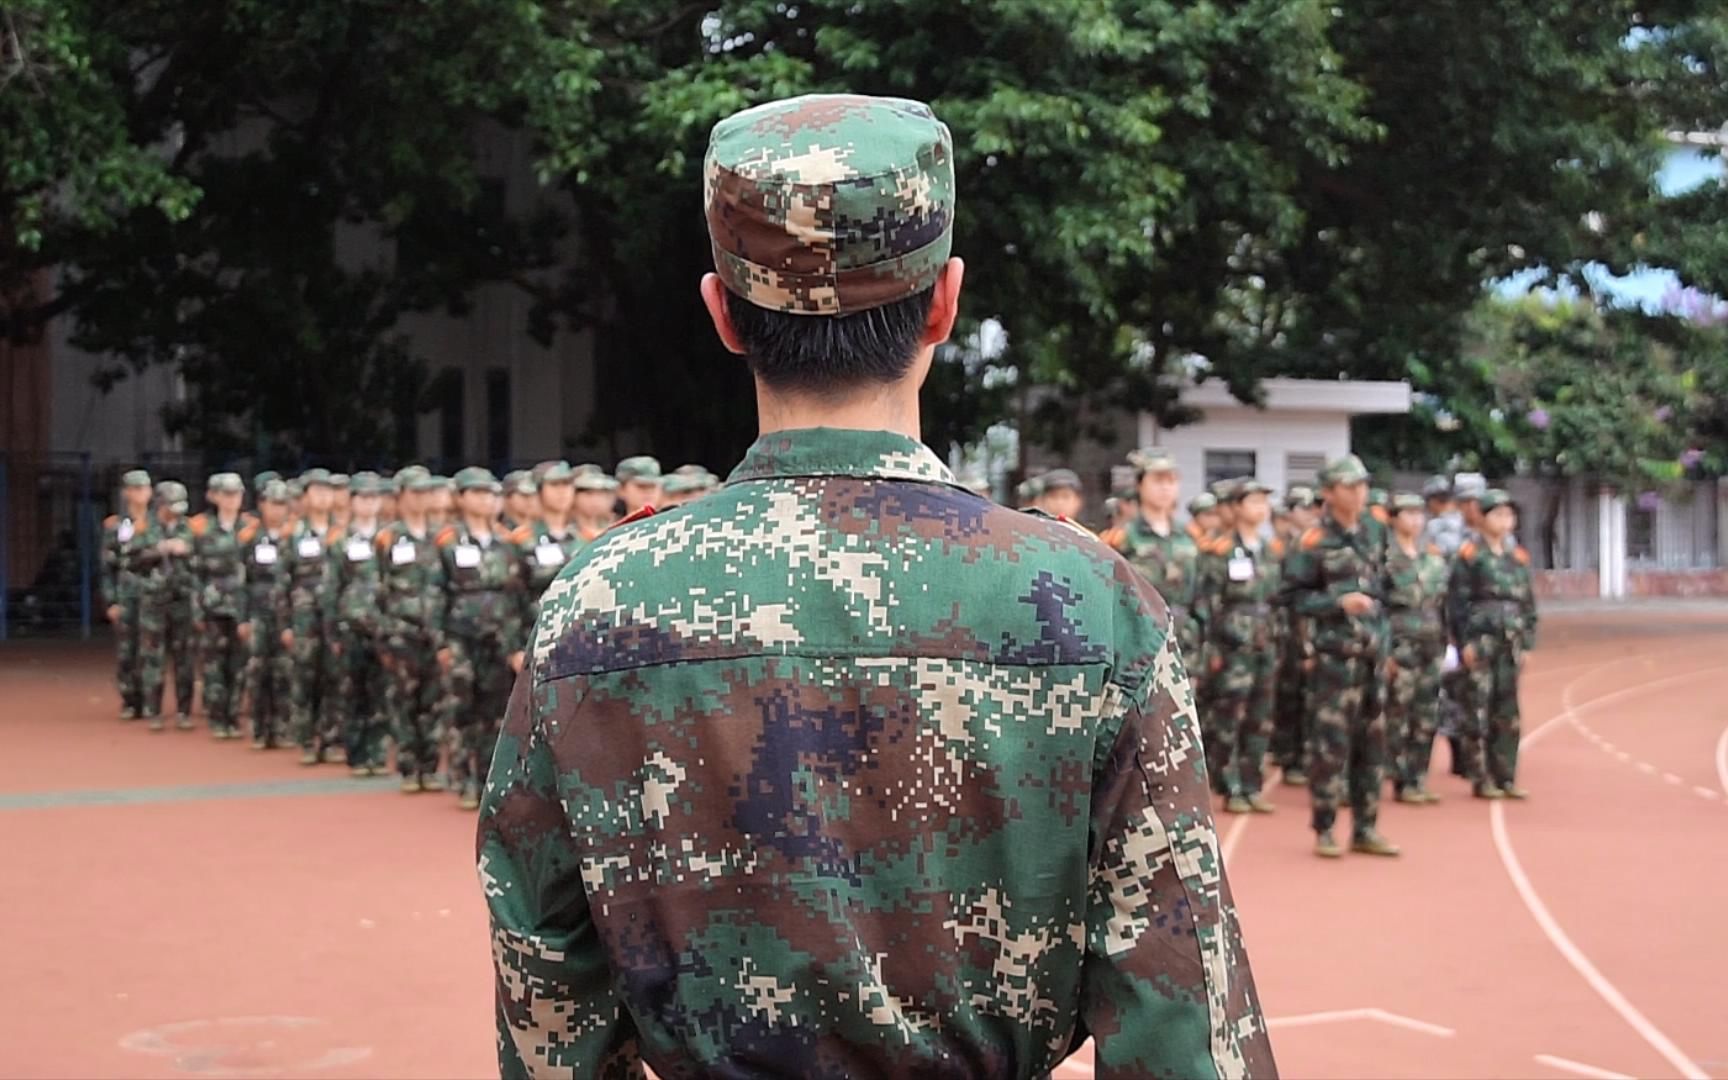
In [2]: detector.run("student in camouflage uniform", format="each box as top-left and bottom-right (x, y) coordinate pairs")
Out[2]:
(1383, 493), (1451, 803)
(377, 469), (448, 792)
(570, 465), (617, 541)
(1450, 489), (1538, 799)
(285, 469), (340, 763)
(240, 482), (294, 748)
(1281, 454), (1399, 858)
(1112, 448), (1203, 672)
(478, 94), (1270, 1079)
(1198, 479), (1284, 813)
(425, 475), (455, 528)
(329, 473), (352, 530)
(501, 471), (538, 530)
(102, 469), (155, 719)
(328, 472), (391, 775)
(519, 462), (584, 613)
(614, 456), (662, 516)
(1034, 467), (1084, 519)
(1187, 490), (1221, 544)
(1271, 484), (1320, 784)
(189, 473), (251, 739)
(434, 467), (528, 810)
(137, 481), (197, 730)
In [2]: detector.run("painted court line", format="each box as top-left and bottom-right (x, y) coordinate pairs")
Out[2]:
(1716, 725), (1728, 798)
(0, 775), (400, 812)
(1534, 1053), (1635, 1080)
(1264, 1008), (1454, 1037)
(1221, 813), (1252, 866)
(1499, 663), (1720, 1080)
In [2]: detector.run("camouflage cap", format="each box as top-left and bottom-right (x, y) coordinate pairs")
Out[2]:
(394, 465), (430, 489)
(1038, 468), (1082, 492)
(1015, 475), (1045, 504)
(348, 471), (383, 496)
(1128, 447), (1178, 475)
(616, 456), (663, 483)
(206, 472), (244, 494)
(1479, 488), (1514, 511)
(406, 472), (444, 494)
(662, 473), (701, 496)
(1227, 478), (1272, 501)
(505, 471), (539, 496)
(1318, 454), (1370, 487)
(1208, 478), (1240, 502)
(260, 479), (290, 504)
(705, 94), (955, 316)
(1369, 486), (1389, 507)
(1422, 474), (1454, 498)
(300, 467), (333, 489)
(378, 477), (399, 495)
(329, 472), (351, 490)
(1454, 472), (1488, 501)
(539, 461), (576, 485)
(1392, 492), (1426, 513)
(252, 470), (281, 492)
(573, 469), (618, 493)
(433, 475), (457, 492)
(454, 466), (502, 494)
(1285, 484), (1317, 509)
(154, 480), (189, 512)
(286, 479), (306, 499)
(1187, 492), (1219, 514)
(530, 460), (562, 485)
(122, 469), (153, 488)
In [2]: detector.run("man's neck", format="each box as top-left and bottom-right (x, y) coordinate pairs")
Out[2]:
(127, 504), (151, 521)
(400, 513), (428, 535)
(351, 515), (378, 533)
(1396, 534), (1419, 555)
(1138, 506), (1174, 532)
(216, 509), (240, 529)
(304, 512), (331, 531)
(755, 383), (921, 441)
(1484, 533), (1508, 553)
(1330, 508), (1361, 529)
(541, 511), (570, 533)
(462, 514), (493, 537)
(1236, 524), (1262, 546)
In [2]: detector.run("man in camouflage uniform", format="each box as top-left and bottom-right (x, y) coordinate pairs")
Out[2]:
(240, 482), (294, 748)
(1187, 490), (1221, 543)
(1270, 484), (1318, 785)
(501, 471), (539, 529)
(329, 472), (352, 530)
(1034, 467), (1084, 520)
(1112, 448), (1204, 674)
(1439, 473), (1486, 777)
(656, 470), (699, 509)
(377, 469), (448, 792)
(435, 467), (528, 810)
(1198, 479), (1284, 813)
(1280, 454), (1399, 858)
(138, 480), (197, 730)
(377, 475), (399, 526)
(519, 462), (585, 613)
(189, 473), (251, 738)
(285, 468), (340, 763)
(328, 472), (391, 775)
(571, 465), (617, 541)
(1419, 475), (1461, 553)
(102, 469), (155, 719)
(1383, 493), (1450, 803)
(1450, 489), (1538, 799)
(614, 456), (662, 516)
(478, 94), (1270, 1079)
(425, 475), (455, 529)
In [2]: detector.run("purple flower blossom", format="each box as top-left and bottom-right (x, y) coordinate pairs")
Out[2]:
(1637, 491), (1661, 512)
(1526, 408), (1550, 430)
(1680, 448), (1705, 469)
(1654, 405), (1673, 423)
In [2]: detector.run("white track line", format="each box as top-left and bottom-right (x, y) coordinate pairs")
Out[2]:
(1265, 1007), (1454, 1037)
(1716, 724), (1728, 798)
(1221, 813), (1251, 866)
(1533, 1053), (1635, 1080)
(1498, 663), (1721, 1080)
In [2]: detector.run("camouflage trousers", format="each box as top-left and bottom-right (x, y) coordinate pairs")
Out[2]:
(384, 625), (443, 780)
(1306, 652), (1387, 835)
(200, 614), (248, 732)
(139, 595), (196, 716)
(1460, 634), (1524, 788)
(114, 595), (145, 714)
(1211, 640), (1279, 797)
(246, 609), (292, 747)
(442, 634), (513, 794)
(1271, 640), (1308, 772)
(332, 623), (389, 769)
(287, 606), (336, 753)
(1385, 637), (1445, 792)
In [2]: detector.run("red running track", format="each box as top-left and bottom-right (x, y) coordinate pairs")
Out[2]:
(2, 610), (1726, 1079)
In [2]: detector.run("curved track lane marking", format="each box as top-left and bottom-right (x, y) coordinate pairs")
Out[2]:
(1716, 724), (1728, 798)
(1494, 662), (1722, 1080)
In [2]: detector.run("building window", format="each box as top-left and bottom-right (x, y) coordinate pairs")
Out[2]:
(1627, 501), (1656, 561)
(486, 368), (511, 469)
(1286, 452), (1326, 486)
(430, 368), (464, 466)
(1204, 450), (1257, 488)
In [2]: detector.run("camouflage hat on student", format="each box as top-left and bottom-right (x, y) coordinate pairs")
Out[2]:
(1317, 454), (1370, 487)
(206, 472), (244, 494)
(616, 456), (662, 483)
(1392, 492), (1426, 513)
(705, 94), (955, 316)
(122, 469), (153, 489)
(454, 466), (502, 494)
(155, 480), (189, 513)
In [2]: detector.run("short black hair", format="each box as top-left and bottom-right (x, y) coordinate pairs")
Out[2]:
(726, 287), (934, 396)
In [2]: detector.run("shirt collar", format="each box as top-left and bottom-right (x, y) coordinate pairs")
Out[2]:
(727, 428), (957, 486)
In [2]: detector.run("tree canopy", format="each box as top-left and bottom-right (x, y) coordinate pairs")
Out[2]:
(2, 1), (1725, 466)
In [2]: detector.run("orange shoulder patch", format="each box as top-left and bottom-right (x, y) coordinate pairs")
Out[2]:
(103, 514), (118, 529)
(1300, 527), (1324, 551)
(373, 527), (394, 552)
(188, 514), (208, 538)
(327, 525), (346, 545)
(1514, 546), (1531, 565)
(434, 525), (459, 547)
(1203, 537), (1231, 557)
(1458, 540), (1477, 562)
(609, 506), (656, 531)
(1270, 537), (1286, 558)
(1098, 526), (1125, 549)
(508, 525), (534, 546)
(1427, 544), (1443, 558)
(238, 521), (259, 544)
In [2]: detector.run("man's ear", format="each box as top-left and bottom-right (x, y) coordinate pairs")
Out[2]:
(920, 257), (966, 347)
(700, 274), (747, 356)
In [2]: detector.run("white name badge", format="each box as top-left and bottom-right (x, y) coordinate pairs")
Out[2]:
(391, 540), (416, 565)
(117, 519), (135, 542)
(346, 539), (372, 562)
(535, 543), (565, 568)
(297, 537), (323, 558)
(254, 542), (278, 566)
(1227, 556), (1255, 582)
(453, 544), (481, 569)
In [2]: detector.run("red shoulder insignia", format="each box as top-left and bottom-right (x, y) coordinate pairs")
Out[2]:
(327, 525), (346, 545)
(374, 528), (394, 552)
(103, 514), (118, 529)
(1270, 537), (1286, 558)
(434, 525), (459, 547)
(1203, 537), (1229, 556)
(238, 521), (259, 544)
(1300, 527), (1324, 551)
(189, 514), (209, 538)
(1098, 526), (1125, 549)
(608, 506), (656, 532)
(1427, 544), (1443, 557)
(508, 525), (534, 546)
(1514, 546), (1531, 565)
(1458, 540), (1477, 561)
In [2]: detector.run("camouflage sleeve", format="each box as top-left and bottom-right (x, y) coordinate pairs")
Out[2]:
(1446, 555), (1471, 646)
(1081, 636), (1274, 1079)
(1520, 563), (1539, 650)
(1193, 551), (1220, 652)
(100, 527), (119, 606)
(478, 674), (644, 1080)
